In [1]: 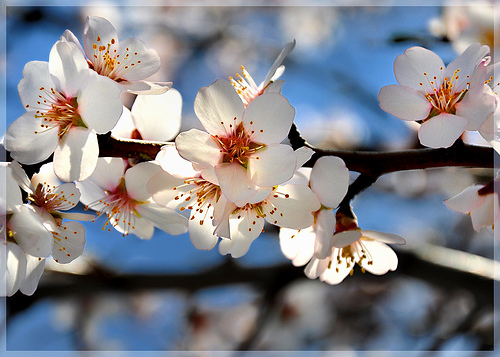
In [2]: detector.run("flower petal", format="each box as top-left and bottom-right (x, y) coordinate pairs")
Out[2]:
(111, 106), (134, 139)
(155, 145), (198, 178)
(78, 74), (123, 133)
(131, 88), (182, 141)
(470, 193), (495, 231)
(5, 112), (59, 165)
(361, 230), (406, 245)
(248, 144), (296, 187)
(124, 80), (172, 95)
(187, 207), (219, 250)
(175, 129), (222, 167)
(378, 84), (432, 120)
(80, 157), (127, 192)
(19, 255), (45, 296)
(314, 209), (336, 259)
(445, 43), (490, 91)
(51, 221), (86, 264)
(318, 254), (353, 285)
(394, 46), (445, 93)
(330, 230), (362, 248)
(52, 183), (81, 210)
(444, 185), (484, 214)
(215, 162), (257, 203)
(9, 205), (53, 257)
(49, 41), (89, 98)
(125, 161), (162, 201)
(244, 92), (295, 145)
(84, 16), (119, 62)
(2, 242), (27, 297)
(310, 156), (349, 208)
(263, 39), (296, 85)
(147, 171), (186, 207)
(194, 79), (245, 136)
(359, 239), (398, 275)
(219, 211), (265, 258)
(304, 256), (329, 280)
(53, 128), (99, 182)
(135, 203), (188, 236)
(279, 226), (315, 267)
(17, 61), (53, 110)
(418, 113), (468, 148)
(115, 38), (161, 81)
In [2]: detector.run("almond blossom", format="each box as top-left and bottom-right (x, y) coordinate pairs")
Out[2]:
(4, 40), (123, 182)
(175, 79), (297, 204)
(444, 175), (500, 232)
(61, 16), (171, 94)
(111, 88), (182, 141)
(77, 158), (188, 239)
(297, 210), (406, 285)
(378, 43), (495, 148)
(229, 40), (295, 107)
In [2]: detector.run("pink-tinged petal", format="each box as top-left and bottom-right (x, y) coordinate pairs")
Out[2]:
(135, 203), (188, 236)
(194, 79), (245, 136)
(244, 93), (295, 145)
(361, 230), (406, 245)
(0, 164), (23, 209)
(457, 86), (496, 131)
(17, 61), (53, 110)
(219, 211), (265, 258)
(53, 128), (98, 182)
(147, 171), (186, 207)
(213, 196), (236, 239)
(52, 183), (81, 210)
(310, 156), (349, 208)
(3, 242), (27, 297)
(78, 74), (123, 133)
(359, 239), (398, 275)
(470, 194), (495, 231)
(330, 230), (362, 248)
(444, 185), (484, 214)
(112, 214), (155, 240)
(51, 221), (86, 264)
(60, 29), (85, 54)
(9, 160), (33, 195)
(84, 16), (119, 62)
(286, 167), (311, 186)
(418, 113), (467, 148)
(155, 145), (198, 178)
(124, 80), (172, 95)
(125, 161), (162, 201)
(314, 209), (336, 259)
(215, 162), (257, 203)
(247, 144), (296, 187)
(131, 88), (182, 141)
(445, 43), (490, 91)
(9, 205), (53, 257)
(81, 157), (127, 192)
(279, 227), (315, 267)
(234, 187), (273, 207)
(4, 112), (59, 165)
(200, 167), (219, 185)
(263, 39), (296, 85)
(111, 106), (134, 139)
(49, 41), (89, 98)
(378, 84), (432, 120)
(479, 112), (500, 154)
(294, 146), (314, 169)
(19, 255), (45, 296)
(394, 46), (445, 93)
(175, 129), (222, 167)
(188, 208), (219, 250)
(115, 38), (161, 81)
(267, 184), (320, 229)
(304, 256), (329, 280)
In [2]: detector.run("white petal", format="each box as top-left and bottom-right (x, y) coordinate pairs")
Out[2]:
(52, 182), (81, 210)
(49, 41), (89, 98)
(361, 230), (406, 245)
(175, 129), (222, 167)
(112, 214), (155, 240)
(135, 203), (188, 236)
(155, 145), (198, 178)
(445, 43), (490, 90)
(78, 74), (123, 133)
(31, 162), (62, 190)
(188, 207), (219, 250)
(8, 161), (33, 196)
(263, 39), (296, 85)
(234, 187), (273, 207)
(394, 46), (445, 93)
(359, 239), (398, 275)
(194, 79), (245, 136)
(470, 194), (495, 231)
(247, 144), (296, 187)
(418, 113), (467, 148)
(84, 16), (119, 62)
(444, 185), (484, 214)
(81, 157), (127, 192)
(124, 80), (172, 95)
(310, 156), (350, 208)
(60, 29), (85, 55)
(53, 128), (99, 182)
(294, 146), (315, 169)
(457, 86), (496, 131)
(51, 221), (86, 263)
(131, 88), (182, 141)
(9, 205), (53, 257)
(219, 211), (265, 258)
(115, 38), (161, 81)
(304, 256), (329, 280)
(266, 184), (320, 229)
(0, 165), (23, 209)
(111, 106), (134, 139)
(125, 161), (162, 201)
(330, 230), (362, 248)
(5, 112), (59, 164)
(17, 61), (53, 111)
(243, 92), (295, 145)
(2, 242), (27, 297)
(147, 171), (186, 207)
(215, 162), (257, 203)
(319, 255), (352, 285)
(378, 84), (432, 120)
(19, 255), (45, 296)
(314, 209), (336, 259)
(279, 227), (315, 267)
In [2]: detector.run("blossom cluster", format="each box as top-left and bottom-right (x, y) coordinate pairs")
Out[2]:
(2, 16), (498, 297)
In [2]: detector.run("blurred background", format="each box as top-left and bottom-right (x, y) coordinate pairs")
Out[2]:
(2, 2), (499, 355)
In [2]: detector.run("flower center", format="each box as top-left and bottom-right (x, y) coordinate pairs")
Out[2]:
(28, 183), (75, 215)
(90, 36), (142, 82)
(213, 122), (265, 167)
(28, 87), (86, 137)
(421, 69), (470, 118)
(85, 177), (146, 237)
(174, 178), (220, 226)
